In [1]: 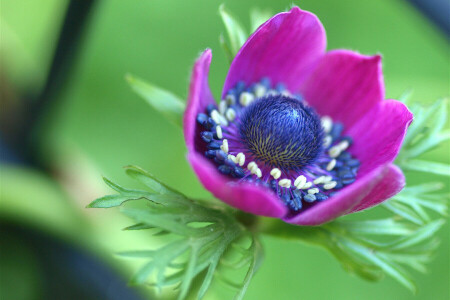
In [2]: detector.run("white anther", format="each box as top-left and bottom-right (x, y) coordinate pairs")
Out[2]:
(218, 114), (229, 126)
(326, 159), (337, 171)
(323, 135), (332, 148)
(236, 152), (245, 166)
(255, 168), (262, 178)
(321, 116), (333, 133)
(210, 110), (220, 124)
(225, 108), (236, 121)
(324, 181), (337, 190)
(216, 126), (223, 139)
(239, 92), (255, 107)
(278, 179), (292, 188)
(337, 140), (350, 151)
(323, 176), (333, 183)
(219, 101), (227, 115)
(307, 188), (319, 194)
(226, 94), (236, 105)
(220, 139), (229, 153)
(270, 168), (281, 180)
(328, 145), (342, 158)
(267, 89), (278, 96)
(227, 154), (237, 163)
(254, 84), (267, 98)
(247, 161), (257, 172)
(301, 182), (312, 190)
(281, 90), (292, 97)
(313, 176), (326, 185)
(294, 175), (307, 189)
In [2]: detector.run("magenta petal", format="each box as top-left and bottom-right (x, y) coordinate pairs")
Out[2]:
(350, 164), (405, 213)
(188, 152), (288, 218)
(300, 50), (385, 129)
(183, 49), (215, 152)
(284, 165), (391, 226)
(222, 7), (326, 96)
(348, 99), (413, 175)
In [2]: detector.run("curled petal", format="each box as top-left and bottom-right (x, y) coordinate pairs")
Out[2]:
(188, 152), (288, 218)
(284, 165), (392, 225)
(184, 49), (215, 152)
(348, 99), (413, 175)
(301, 50), (385, 129)
(350, 164), (405, 213)
(223, 6), (326, 96)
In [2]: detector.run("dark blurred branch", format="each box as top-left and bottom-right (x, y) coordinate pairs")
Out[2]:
(1, 0), (97, 169)
(407, 0), (450, 37)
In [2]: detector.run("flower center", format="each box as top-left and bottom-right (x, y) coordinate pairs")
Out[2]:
(239, 95), (324, 171)
(196, 78), (360, 213)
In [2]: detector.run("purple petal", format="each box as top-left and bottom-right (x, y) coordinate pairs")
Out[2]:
(183, 49), (215, 152)
(184, 50), (287, 218)
(188, 152), (287, 218)
(284, 165), (391, 226)
(350, 164), (405, 213)
(300, 50), (385, 129)
(347, 99), (413, 176)
(222, 6), (326, 96)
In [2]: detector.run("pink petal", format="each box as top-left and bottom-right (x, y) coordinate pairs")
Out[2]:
(300, 50), (385, 129)
(284, 164), (391, 226)
(350, 164), (405, 213)
(183, 49), (215, 152)
(347, 99), (413, 176)
(188, 152), (287, 218)
(222, 6), (326, 96)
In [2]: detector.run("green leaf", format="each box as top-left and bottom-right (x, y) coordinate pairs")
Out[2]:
(126, 74), (185, 127)
(124, 165), (184, 196)
(333, 219), (415, 236)
(401, 159), (450, 176)
(250, 8), (272, 32)
(88, 166), (260, 300)
(219, 4), (247, 58)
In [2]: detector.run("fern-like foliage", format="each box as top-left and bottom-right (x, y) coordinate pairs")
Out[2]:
(88, 166), (263, 300)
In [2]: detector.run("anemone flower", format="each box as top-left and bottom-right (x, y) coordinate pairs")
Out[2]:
(183, 6), (413, 225)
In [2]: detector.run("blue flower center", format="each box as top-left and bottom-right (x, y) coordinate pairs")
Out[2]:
(196, 78), (360, 213)
(239, 95), (324, 171)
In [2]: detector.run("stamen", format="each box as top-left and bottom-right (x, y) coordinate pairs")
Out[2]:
(278, 179), (292, 188)
(326, 159), (336, 171)
(239, 92), (255, 106)
(254, 84), (266, 97)
(225, 108), (236, 121)
(227, 154), (236, 163)
(324, 181), (337, 190)
(270, 168), (281, 179)
(323, 135), (332, 148)
(247, 161), (257, 172)
(313, 176), (326, 184)
(210, 110), (220, 124)
(197, 79), (360, 215)
(321, 116), (333, 133)
(308, 188), (319, 194)
(220, 139), (229, 153)
(226, 94), (236, 105)
(301, 182), (313, 190)
(216, 126), (223, 139)
(294, 175), (307, 189)
(236, 152), (245, 166)
(304, 194), (316, 202)
(328, 145), (342, 158)
(219, 101), (227, 115)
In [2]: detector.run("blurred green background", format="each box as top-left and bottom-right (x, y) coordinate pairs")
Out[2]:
(1, 0), (448, 299)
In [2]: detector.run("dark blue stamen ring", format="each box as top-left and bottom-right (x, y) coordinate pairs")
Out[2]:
(196, 78), (360, 213)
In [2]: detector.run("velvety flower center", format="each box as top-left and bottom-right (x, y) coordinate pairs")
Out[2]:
(239, 95), (324, 171)
(196, 78), (360, 213)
